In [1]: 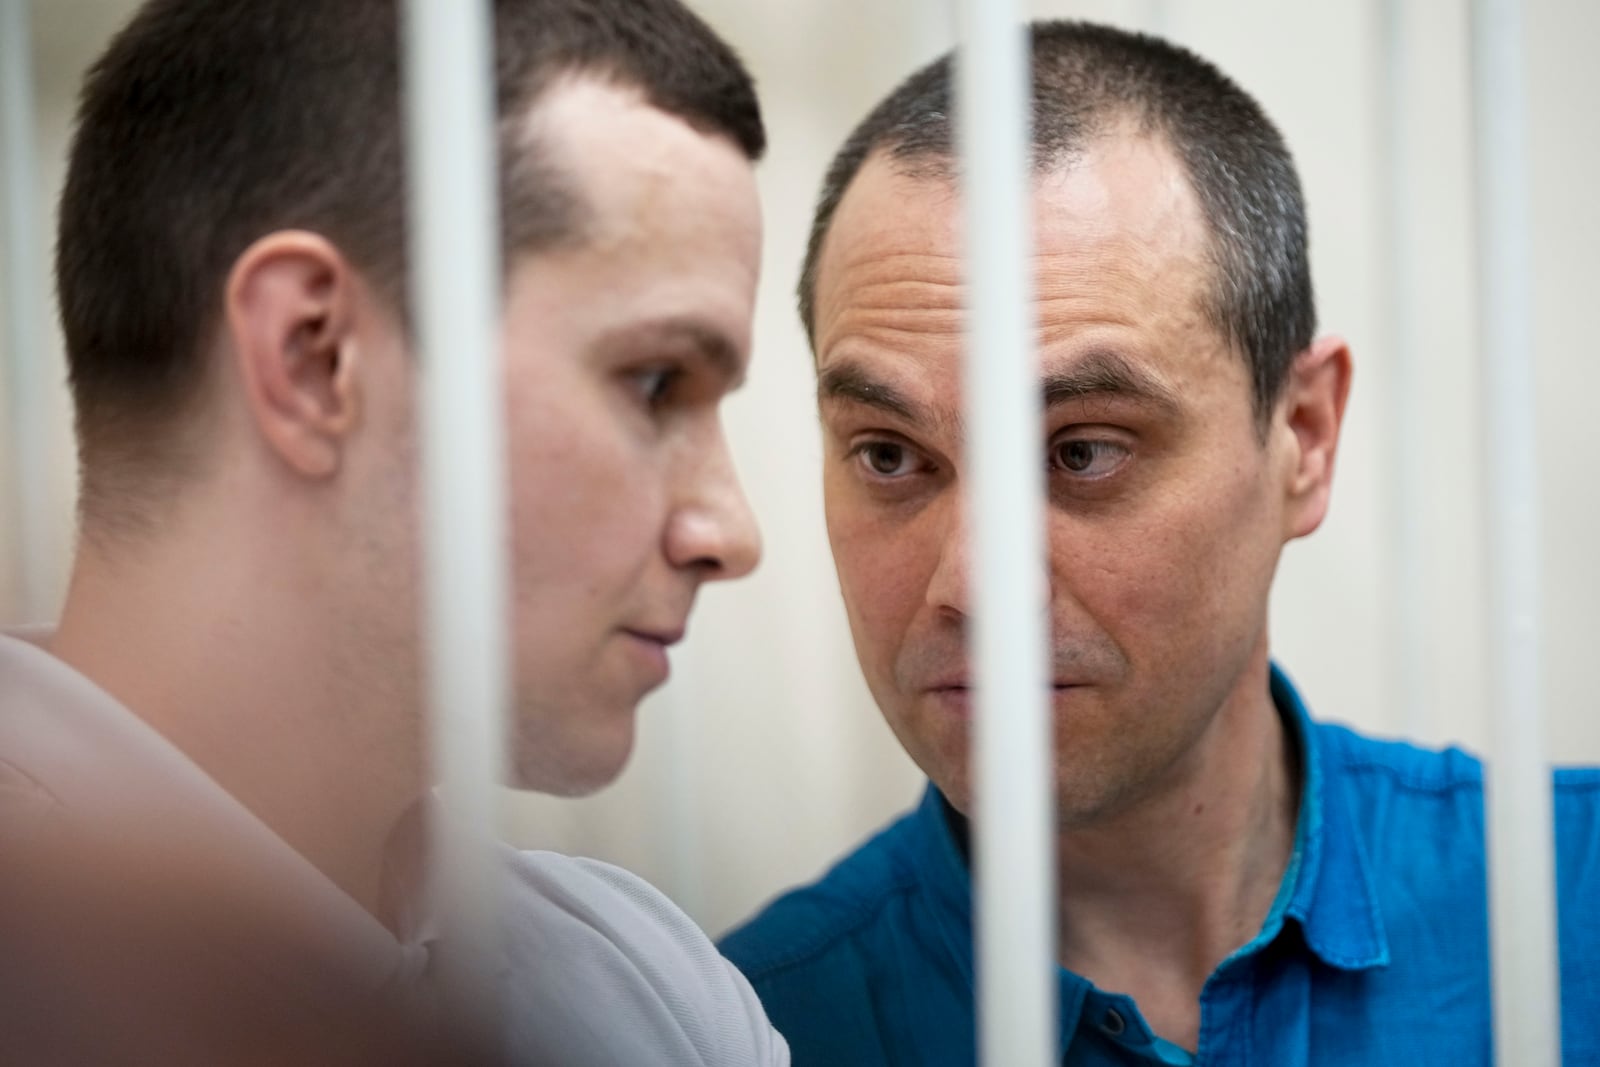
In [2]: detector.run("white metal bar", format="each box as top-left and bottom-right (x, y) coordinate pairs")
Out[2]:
(401, 0), (509, 1037)
(0, 0), (52, 621)
(1379, 0), (1430, 739)
(664, 658), (708, 924)
(1468, 0), (1562, 1062)
(952, 7), (1057, 1067)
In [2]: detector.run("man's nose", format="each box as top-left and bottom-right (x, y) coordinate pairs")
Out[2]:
(664, 430), (762, 582)
(925, 498), (971, 621)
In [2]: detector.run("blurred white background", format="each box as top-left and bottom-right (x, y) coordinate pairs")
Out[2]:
(2, 0), (1596, 938)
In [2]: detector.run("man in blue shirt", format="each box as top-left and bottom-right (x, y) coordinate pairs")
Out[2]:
(718, 20), (1598, 1065)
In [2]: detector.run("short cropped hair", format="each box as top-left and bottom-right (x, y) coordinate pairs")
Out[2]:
(798, 20), (1314, 425)
(56, 0), (764, 528)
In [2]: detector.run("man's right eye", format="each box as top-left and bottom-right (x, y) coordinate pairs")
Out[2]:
(853, 441), (916, 478)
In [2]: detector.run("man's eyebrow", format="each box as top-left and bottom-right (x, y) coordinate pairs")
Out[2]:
(1043, 348), (1181, 413)
(596, 317), (745, 384)
(816, 361), (921, 423)
(817, 348), (1179, 428)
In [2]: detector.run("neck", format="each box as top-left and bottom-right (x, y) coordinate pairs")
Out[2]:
(50, 512), (426, 933)
(1053, 648), (1299, 1046)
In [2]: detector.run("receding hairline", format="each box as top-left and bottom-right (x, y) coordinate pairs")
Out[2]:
(796, 17), (1317, 442)
(799, 93), (1159, 345)
(806, 121), (1214, 348)
(505, 68), (760, 253)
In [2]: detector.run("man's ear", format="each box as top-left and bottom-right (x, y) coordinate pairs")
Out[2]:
(225, 231), (365, 479)
(1279, 334), (1353, 541)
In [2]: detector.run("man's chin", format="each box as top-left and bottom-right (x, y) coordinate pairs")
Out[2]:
(912, 757), (973, 817)
(504, 729), (637, 798)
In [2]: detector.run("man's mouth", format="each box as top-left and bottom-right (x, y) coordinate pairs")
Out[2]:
(622, 625), (686, 647)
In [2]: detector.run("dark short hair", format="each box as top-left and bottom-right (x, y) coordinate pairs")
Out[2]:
(57, 0), (764, 528)
(798, 20), (1314, 425)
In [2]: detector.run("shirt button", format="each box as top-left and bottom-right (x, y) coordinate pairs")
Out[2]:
(1101, 1009), (1126, 1037)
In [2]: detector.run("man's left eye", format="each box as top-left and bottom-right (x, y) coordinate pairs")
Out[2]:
(1049, 438), (1128, 477)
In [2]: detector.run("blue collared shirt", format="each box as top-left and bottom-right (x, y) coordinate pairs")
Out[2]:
(719, 667), (1600, 1065)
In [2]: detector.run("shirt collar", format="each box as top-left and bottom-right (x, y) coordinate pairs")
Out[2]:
(1271, 663), (1390, 970)
(906, 662), (1390, 998)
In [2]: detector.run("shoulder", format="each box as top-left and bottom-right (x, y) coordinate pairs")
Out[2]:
(1316, 719), (1600, 823)
(719, 803), (934, 990)
(1548, 772), (1600, 1056)
(500, 850), (788, 1067)
(1312, 721), (1488, 886)
(1315, 719), (1484, 794)
(1553, 765), (1600, 797)
(504, 848), (713, 945)
(1311, 719), (1600, 1052)
(1313, 719), (1487, 857)
(1313, 720), (1600, 904)
(718, 804), (952, 1066)
(1308, 723), (1490, 924)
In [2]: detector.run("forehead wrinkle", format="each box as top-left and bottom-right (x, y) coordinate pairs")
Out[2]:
(831, 249), (965, 284)
(1033, 295), (1140, 333)
(817, 275), (965, 358)
(829, 295), (965, 338)
(1032, 244), (1215, 359)
(829, 246), (1193, 336)
(1031, 234), (1194, 285)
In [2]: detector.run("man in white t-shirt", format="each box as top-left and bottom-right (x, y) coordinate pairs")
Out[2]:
(0, 2), (786, 1063)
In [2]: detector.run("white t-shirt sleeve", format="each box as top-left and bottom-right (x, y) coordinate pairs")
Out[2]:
(501, 850), (789, 1067)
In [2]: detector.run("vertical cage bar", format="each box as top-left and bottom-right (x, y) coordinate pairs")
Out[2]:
(0, 0), (52, 621)
(401, 0), (509, 1034)
(1469, 0), (1562, 1061)
(1380, 0), (1430, 738)
(952, 5), (1057, 1067)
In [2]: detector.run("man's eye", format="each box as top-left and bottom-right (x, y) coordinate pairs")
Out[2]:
(1049, 437), (1128, 477)
(631, 366), (681, 408)
(855, 441), (916, 477)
